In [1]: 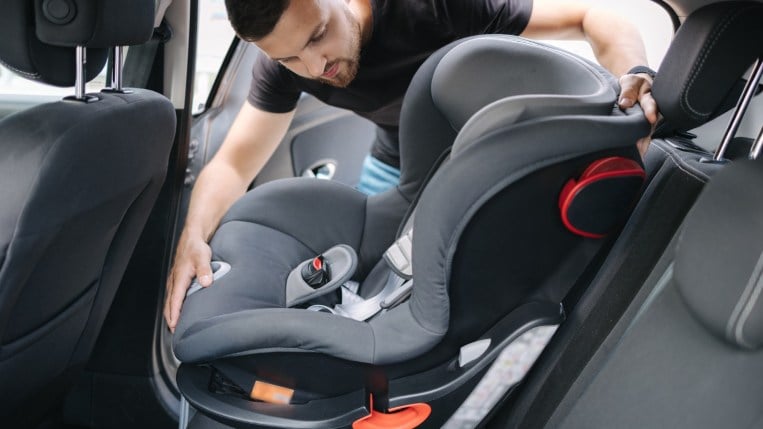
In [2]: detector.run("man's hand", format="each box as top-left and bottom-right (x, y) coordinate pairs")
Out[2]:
(164, 232), (214, 333)
(618, 72), (658, 158)
(618, 72), (658, 125)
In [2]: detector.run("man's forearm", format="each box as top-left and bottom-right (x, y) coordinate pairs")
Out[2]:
(582, 6), (650, 77)
(182, 160), (253, 243)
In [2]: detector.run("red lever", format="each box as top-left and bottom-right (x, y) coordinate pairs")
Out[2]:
(353, 396), (431, 429)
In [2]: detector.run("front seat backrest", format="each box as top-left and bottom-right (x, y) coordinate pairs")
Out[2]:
(0, 0), (176, 423)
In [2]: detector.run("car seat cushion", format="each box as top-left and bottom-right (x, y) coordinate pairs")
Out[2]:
(675, 160), (763, 349)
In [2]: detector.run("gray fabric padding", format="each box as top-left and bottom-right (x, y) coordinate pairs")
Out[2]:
(221, 179), (368, 253)
(555, 279), (763, 429)
(368, 302), (444, 363)
(0, 87), (175, 415)
(453, 97), (618, 157)
(653, 1), (763, 131)
(174, 308), (375, 364)
(0, 89), (175, 343)
(175, 223), (315, 339)
(675, 160), (763, 349)
(410, 112), (649, 334)
(433, 36), (616, 132)
(357, 190), (410, 277)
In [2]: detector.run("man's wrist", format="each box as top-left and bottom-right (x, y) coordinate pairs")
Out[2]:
(626, 65), (657, 79)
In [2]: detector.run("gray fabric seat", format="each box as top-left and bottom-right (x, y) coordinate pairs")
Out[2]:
(173, 35), (651, 428)
(0, 1), (176, 425)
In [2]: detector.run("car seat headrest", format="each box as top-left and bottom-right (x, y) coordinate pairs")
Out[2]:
(397, 36), (618, 199)
(432, 37), (616, 131)
(653, 1), (763, 132)
(35, 0), (155, 48)
(675, 160), (763, 350)
(0, 0), (155, 87)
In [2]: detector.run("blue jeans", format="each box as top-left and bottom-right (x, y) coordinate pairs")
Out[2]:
(356, 155), (401, 195)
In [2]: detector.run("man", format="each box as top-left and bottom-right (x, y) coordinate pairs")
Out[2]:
(164, 0), (658, 332)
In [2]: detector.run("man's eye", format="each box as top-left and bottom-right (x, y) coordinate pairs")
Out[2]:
(310, 28), (327, 44)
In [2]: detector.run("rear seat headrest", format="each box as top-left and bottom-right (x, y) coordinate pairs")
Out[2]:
(35, 0), (155, 48)
(675, 160), (763, 350)
(653, 1), (763, 132)
(0, 0), (156, 87)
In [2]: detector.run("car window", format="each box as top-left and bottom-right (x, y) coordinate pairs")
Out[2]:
(193, 0), (236, 114)
(543, 0), (673, 70)
(0, 64), (107, 98)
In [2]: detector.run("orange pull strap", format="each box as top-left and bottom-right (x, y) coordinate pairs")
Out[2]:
(353, 397), (431, 429)
(249, 381), (294, 404)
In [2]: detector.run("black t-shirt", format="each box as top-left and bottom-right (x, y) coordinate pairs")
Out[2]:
(248, 0), (533, 168)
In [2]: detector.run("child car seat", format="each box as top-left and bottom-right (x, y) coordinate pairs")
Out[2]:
(173, 36), (650, 428)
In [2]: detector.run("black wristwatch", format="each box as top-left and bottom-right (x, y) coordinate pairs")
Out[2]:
(627, 65), (657, 79)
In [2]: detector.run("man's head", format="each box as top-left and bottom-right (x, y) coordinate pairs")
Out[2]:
(225, 0), (368, 88)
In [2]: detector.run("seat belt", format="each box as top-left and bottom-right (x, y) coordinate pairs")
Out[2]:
(308, 228), (415, 321)
(122, 19), (173, 89)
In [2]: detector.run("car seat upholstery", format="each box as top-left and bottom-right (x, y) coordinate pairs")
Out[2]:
(0, 0), (176, 424)
(495, 2), (763, 427)
(547, 158), (763, 429)
(173, 35), (651, 429)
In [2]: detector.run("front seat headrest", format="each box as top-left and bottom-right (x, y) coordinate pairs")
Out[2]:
(653, 1), (763, 132)
(0, 0), (155, 87)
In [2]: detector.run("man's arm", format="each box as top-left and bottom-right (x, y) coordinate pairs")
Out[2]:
(521, 0), (658, 125)
(164, 102), (295, 332)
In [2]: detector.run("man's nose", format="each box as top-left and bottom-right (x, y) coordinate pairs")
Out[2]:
(302, 50), (327, 78)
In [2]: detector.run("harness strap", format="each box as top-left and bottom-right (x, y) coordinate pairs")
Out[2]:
(308, 227), (415, 320)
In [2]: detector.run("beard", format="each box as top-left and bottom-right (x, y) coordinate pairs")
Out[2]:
(317, 8), (361, 88)
(318, 58), (359, 87)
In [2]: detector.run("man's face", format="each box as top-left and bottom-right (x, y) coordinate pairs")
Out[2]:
(256, 0), (362, 87)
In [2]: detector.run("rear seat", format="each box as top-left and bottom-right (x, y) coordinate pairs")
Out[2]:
(489, 2), (763, 427)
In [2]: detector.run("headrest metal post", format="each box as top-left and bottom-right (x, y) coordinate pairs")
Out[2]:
(74, 46), (87, 100)
(110, 46), (124, 91)
(750, 125), (763, 160)
(714, 57), (763, 161)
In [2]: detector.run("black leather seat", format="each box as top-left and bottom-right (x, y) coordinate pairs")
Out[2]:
(494, 2), (763, 427)
(0, 0), (176, 425)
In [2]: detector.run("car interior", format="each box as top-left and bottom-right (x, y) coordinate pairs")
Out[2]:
(0, 0), (761, 429)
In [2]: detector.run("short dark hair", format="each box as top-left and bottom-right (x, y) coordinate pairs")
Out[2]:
(224, 0), (291, 41)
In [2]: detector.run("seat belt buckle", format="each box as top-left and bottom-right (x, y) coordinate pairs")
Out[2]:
(383, 228), (413, 279)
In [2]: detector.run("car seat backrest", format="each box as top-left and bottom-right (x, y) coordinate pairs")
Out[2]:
(675, 162), (763, 349)
(0, 0), (175, 422)
(548, 159), (763, 429)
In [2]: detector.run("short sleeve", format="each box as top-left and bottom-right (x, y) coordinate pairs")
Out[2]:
(247, 52), (301, 113)
(442, 0), (533, 37)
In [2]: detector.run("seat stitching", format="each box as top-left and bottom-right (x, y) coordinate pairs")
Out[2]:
(734, 250), (763, 347)
(681, 8), (744, 119)
(653, 142), (709, 183)
(726, 250), (763, 347)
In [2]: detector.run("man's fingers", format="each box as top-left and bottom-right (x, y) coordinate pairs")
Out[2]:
(618, 74), (641, 109)
(168, 269), (194, 331)
(638, 92), (659, 124)
(196, 260), (214, 287)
